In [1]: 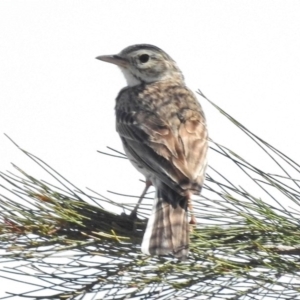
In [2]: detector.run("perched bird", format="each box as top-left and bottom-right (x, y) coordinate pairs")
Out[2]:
(96, 44), (208, 259)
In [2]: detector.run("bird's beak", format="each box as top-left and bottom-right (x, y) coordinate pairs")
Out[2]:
(95, 55), (128, 67)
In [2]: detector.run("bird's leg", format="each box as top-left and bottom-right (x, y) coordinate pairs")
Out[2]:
(188, 192), (197, 225)
(130, 179), (152, 219)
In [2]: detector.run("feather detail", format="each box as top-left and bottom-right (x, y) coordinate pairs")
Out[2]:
(141, 182), (189, 259)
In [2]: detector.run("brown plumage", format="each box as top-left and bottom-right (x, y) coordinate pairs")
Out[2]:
(96, 44), (208, 259)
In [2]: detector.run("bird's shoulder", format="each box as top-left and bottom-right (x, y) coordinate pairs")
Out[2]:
(115, 81), (205, 124)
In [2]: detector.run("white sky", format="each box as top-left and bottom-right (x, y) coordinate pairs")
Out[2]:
(0, 0), (300, 298)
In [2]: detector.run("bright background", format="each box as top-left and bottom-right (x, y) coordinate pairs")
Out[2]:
(0, 0), (300, 298)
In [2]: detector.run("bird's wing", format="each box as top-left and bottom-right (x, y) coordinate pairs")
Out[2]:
(116, 87), (208, 195)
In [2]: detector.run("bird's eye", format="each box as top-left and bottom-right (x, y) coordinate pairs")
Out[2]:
(139, 54), (150, 63)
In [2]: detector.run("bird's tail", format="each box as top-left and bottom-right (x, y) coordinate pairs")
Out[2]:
(141, 184), (189, 259)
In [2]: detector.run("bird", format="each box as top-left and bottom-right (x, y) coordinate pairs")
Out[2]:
(96, 44), (208, 259)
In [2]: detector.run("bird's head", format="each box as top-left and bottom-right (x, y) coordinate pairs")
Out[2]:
(96, 44), (184, 86)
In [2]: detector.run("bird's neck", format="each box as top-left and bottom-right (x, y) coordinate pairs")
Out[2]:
(120, 68), (184, 87)
(119, 68), (141, 86)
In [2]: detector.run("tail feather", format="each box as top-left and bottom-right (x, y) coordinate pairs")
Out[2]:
(141, 187), (189, 259)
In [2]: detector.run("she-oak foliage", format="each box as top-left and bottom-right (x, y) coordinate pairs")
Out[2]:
(1, 91), (300, 299)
